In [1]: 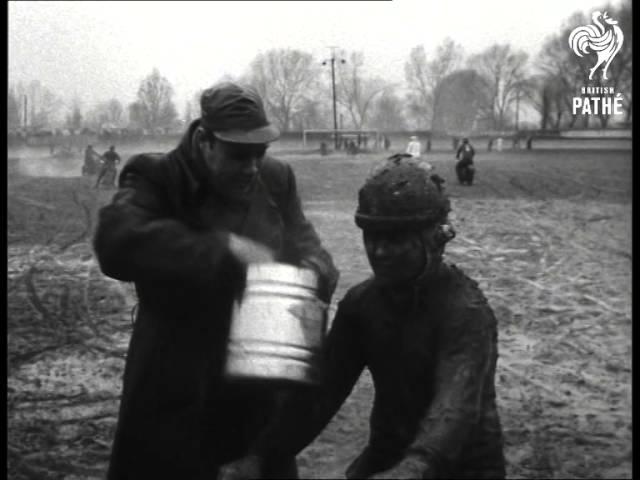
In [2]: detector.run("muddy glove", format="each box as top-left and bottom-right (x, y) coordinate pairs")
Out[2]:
(228, 233), (275, 265)
(217, 454), (263, 480)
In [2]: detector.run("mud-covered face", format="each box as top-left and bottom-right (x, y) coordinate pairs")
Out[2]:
(364, 224), (450, 285)
(364, 229), (426, 285)
(200, 137), (268, 200)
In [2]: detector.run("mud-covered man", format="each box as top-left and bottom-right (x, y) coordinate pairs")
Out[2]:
(455, 137), (475, 185)
(93, 82), (338, 479)
(222, 154), (505, 479)
(95, 145), (122, 188)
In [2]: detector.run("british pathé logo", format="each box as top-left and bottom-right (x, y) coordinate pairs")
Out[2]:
(569, 11), (625, 116)
(568, 11), (624, 81)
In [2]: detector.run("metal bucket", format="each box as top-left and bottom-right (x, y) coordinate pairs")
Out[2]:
(225, 263), (328, 385)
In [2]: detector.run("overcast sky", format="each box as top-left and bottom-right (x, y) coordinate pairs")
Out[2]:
(8, 0), (623, 114)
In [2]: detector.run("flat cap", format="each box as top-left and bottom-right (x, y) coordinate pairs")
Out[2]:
(200, 82), (280, 144)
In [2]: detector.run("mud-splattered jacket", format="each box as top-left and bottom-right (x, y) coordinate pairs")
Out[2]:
(252, 263), (505, 479)
(93, 120), (338, 480)
(456, 143), (475, 164)
(102, 149), (121, 166)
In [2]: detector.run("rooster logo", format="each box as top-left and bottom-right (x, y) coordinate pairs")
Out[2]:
(568, 11), (624, 81)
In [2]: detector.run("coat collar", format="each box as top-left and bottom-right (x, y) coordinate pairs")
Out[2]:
(169, 119), (208, 201)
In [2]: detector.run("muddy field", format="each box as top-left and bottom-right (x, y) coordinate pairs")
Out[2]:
(7, 146), (632, 479)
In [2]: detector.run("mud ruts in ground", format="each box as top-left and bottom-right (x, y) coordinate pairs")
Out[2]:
(7, 149), (631, 479)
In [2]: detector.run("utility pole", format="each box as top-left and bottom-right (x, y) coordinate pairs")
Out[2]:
(23, 95), (28, 128)
(515, 89), (520, 131)
(322, 47), (345, 149)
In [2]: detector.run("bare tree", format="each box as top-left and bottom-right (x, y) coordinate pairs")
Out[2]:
(130, 68), (178, 130)
(537, 12), (592, 129)
(432, 70), (492, 133)
(469, 44), (529, 130)
(290, 96), (331, 130)
(21, 80), (64, 128)
(85, 98), (125, 129)
(404, 46), (431, 128)
(536, 2), (631, 129)
(524, 74), (561, 130)
(8, 86), (21, 129)
(127, 102), (145, 130)
(246, 49), (320, 132)
(598, 0), (632, 125)
(106, 99), (124, 125)
(369, 88), (407, 132)
(334, 50), (387, 130)
(65, 98), (83, 130)
(404, 39), (464, 129)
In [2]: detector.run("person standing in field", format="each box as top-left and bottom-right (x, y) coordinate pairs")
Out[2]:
(93, 81), (339, 479)
(455, 137), (476, 185)
(220, 153), (506, 480)
(95, 145), (121, 188)
(406, 135), (422, 158)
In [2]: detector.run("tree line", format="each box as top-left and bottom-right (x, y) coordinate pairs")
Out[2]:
(8, 0), (631, 134)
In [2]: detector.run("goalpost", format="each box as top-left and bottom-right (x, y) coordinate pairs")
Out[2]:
(302, 129), (382, 150)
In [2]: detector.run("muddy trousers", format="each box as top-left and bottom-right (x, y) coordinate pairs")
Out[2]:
(95, 165), (117, 188)
(456, 161), (475, 185)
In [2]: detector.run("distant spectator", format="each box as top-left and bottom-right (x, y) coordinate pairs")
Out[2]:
(320, 141), (328, 156)
(406, 136), (422, 158)
(426, 138), (432, 152)
(452, 137), (460, 151)
(383, 135), (391, 151)
(488, 138), (493, 152)
(526, 136), (533, 150)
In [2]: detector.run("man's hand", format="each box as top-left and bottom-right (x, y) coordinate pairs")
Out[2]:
(228, 233), (275, 265)
(217, 454), (263, 480)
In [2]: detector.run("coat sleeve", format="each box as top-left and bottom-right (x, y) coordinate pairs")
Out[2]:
(93, 154), (232, 283)
(249, 299), (365, 458)
(278, 164), (339, 301)
(393, 297), (497, 476)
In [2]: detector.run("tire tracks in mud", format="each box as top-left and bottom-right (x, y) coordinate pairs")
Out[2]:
(452, 162), (625, 201)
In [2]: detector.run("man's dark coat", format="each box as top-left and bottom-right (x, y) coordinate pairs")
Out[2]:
(94, 121), (338, 479)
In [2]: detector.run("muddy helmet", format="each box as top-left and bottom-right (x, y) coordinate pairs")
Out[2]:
(355, 154), (451, 231)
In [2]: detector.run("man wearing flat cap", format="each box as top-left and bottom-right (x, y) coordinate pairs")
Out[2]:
(94, 82), (339, 479)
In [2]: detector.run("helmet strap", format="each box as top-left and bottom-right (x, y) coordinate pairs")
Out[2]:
(415, 228), (446, 284)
